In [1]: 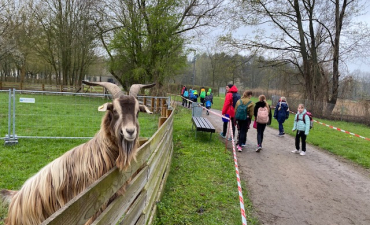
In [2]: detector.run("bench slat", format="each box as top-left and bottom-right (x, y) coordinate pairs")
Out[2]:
(192, 117), (215, 133)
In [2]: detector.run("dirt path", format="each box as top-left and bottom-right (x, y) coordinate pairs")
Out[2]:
(201, 108), (370, 225)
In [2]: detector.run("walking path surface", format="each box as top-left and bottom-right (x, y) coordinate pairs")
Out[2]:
(201, 107), (370, 225)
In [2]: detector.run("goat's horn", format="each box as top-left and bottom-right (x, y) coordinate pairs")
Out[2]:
(129, 83), (156, 98)
(82, 81), (124, 99)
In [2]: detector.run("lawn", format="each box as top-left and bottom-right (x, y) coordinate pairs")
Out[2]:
(0, 93), (160, 224)
(154, 107), (258, 225)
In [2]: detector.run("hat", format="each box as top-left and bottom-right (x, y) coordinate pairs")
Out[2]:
(227, 84), (233, 88)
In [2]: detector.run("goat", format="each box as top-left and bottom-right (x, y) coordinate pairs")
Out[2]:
(0, 81), (155, 225)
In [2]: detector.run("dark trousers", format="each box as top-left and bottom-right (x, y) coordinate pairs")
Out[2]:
(256, 123), (266, 146)
(237, 119), (250, 146)
(222, 117), (236, 138)
(278, 121), (284, 134)
(182, 97), (187, 106)
(295, 131), (307, 152)
(200, 98), (205, 106)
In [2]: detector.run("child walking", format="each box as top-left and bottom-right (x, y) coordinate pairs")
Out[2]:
(292, 104), (310, 156)
(204, 91), (213, 115)
(254, 95), (271, 152)
(273, 96), (289, 136)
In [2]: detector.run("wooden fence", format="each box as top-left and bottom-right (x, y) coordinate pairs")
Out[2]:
(41, 107), (174, 225)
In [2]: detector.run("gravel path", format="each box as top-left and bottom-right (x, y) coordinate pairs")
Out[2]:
(200, 107), (370, 225)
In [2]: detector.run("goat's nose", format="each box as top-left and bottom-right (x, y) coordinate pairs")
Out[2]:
(126, 128), (135, 135)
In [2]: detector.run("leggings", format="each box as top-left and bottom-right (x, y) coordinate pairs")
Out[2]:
(256, 123), (266, 146)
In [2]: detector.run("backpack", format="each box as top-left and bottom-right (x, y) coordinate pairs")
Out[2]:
(235, 100), (252, 121)
(189, 91), (195, 99)
(256, 106), (269, 124)
(296, 111), (313, 129)
(232, 92), (241, 108)
(200, 89), (206, 98)
(205, 100), (212, 108)
(183, 90), (189, 97)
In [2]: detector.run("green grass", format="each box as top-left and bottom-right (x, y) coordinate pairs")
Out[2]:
(269, 109), (370, 168)
(154, 107), (259, 225)
(0, 93), (160, 223)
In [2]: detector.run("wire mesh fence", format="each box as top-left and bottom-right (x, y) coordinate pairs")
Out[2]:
(0, 89), (167, 144)
(272, 95), (370, 125)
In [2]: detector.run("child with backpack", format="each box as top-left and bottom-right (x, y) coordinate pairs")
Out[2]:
(220, 84), (239, 141)
(254, 95), (272, 152)
(200, 87), (206, 106)
(204, 91), (213, 115)
(234, 90), (254, 152)
(187, 89), (193, 108)
(182, 86), (189, 107)
(291, 104), (311, 156)
(273, 96), (290, 136)
(192, 90), (199, 103)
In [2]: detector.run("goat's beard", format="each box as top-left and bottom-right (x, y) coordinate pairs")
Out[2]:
(115, 130), (138, 171)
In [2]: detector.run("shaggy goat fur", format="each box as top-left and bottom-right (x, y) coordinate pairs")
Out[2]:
(1, 94), (150, 225)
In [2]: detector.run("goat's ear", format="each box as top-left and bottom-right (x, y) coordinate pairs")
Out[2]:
(98, 103), (113, 112)
(139, 105), (153, 114)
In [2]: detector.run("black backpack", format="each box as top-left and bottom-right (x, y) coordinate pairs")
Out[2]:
(232, 92), (241, 108)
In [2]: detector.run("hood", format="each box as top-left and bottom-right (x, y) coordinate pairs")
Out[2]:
(228, 85), (238, 93)
(208, 88), (212, 93)
(299, 109), (307, 115)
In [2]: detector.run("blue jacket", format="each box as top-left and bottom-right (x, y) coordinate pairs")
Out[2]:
(274, 101), (289, 123)
(293, 109), (310, 135)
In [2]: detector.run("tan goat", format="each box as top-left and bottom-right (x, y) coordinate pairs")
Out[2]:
(1, 81), (155, 225)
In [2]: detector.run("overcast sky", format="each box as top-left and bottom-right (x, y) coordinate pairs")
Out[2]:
(187, 1), (370, 76)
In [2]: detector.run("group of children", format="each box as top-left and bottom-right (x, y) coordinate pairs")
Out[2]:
(217, 84), (311, 156)
(182, 84), (311, 156)
(181, 86), (213, 115)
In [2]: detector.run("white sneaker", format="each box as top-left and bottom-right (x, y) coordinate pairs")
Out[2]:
(291, 149), (300, 154)
(300, 151), (306, 156)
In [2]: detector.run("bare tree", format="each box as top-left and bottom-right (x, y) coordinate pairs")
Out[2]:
(223, 0), (369, 115)
(32, 0), (98, 86)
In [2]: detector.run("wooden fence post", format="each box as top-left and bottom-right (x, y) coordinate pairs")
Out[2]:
(151, 98), (155, 112)
(143, 97), (147, 106)
(156, 98), (160, 112)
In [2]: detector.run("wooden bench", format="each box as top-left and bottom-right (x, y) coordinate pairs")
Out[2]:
(192, 117), (215, 140)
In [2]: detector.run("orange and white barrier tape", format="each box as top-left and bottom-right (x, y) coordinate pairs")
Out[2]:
(228, 121), (248, 225)
(314, 120), (370, 141)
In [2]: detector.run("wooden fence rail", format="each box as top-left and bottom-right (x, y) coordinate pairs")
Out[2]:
(41, 108), (174, 225)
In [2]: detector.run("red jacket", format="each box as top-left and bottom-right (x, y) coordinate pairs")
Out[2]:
(222, 85), (238, 118)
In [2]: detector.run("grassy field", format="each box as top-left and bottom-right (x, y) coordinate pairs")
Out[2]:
(0, 93), (160, 223)
(154, 107), (258, 225)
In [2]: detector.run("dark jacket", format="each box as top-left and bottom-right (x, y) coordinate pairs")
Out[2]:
(222, 85), (238, 117)
(204, 93), (213, 104)
(273, 101), (289, 123)
(254, 101), (272, 124)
